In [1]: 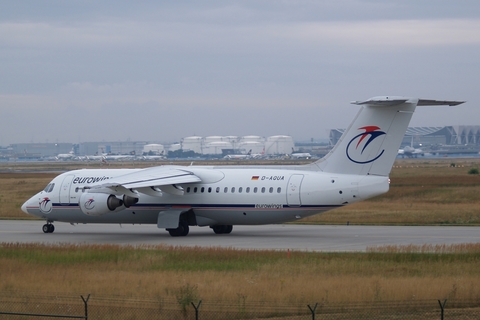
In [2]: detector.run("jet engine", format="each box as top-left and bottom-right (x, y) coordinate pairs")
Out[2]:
(123, 195), (139, 208)
(79, 193), (125, 216)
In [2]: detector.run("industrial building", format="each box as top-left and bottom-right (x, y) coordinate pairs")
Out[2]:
(329, 125), (480, 154)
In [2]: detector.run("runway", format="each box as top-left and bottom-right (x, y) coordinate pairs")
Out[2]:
(1, 220), (479, 251)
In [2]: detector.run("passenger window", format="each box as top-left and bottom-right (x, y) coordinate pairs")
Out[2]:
(277, 187), (281, 193)
(261, 187), (266, 193)
(201, 187), (205, 193)
(186, 187), (191, 193)
(208, 187), (212, 193)
(239, 187), (243, 193)
(194, 187), (198, 193)
(224, 187), (228, 193)
(269, 187), (273, 193)
(216, 187), (220, 193)
(246, 187), (250, 193)
(231, 187), (235, 193)
(254, 187), (258, 193)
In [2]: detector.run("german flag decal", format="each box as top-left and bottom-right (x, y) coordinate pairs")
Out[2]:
(251, 176), (259, 180)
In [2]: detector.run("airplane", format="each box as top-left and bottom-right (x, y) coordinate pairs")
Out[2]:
(103, 153), (136, 161)
(141, 155), (166, 161)
(398, 136), (424, 158)
(223, 149), (253, 160)
(84, 154), (107, 162)
(22, 96), (464, 236)
(398, 145), (424, 158)
(55, 148), (76, 160)
(291, 152), (312, 159)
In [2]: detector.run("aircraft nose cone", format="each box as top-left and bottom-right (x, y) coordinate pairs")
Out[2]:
(21, 200), (29, 214)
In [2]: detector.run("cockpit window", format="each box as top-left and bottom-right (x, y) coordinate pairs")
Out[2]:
(43, 183), (55, 193)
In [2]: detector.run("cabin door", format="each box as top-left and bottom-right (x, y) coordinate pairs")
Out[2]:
(59, 175), (74, 205)
(286, 174), (304, 206)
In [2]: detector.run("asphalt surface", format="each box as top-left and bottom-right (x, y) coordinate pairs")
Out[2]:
(1, 220), (479, 251)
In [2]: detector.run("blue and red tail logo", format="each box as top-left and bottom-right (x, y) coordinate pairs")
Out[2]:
(346, 126), (386, 164)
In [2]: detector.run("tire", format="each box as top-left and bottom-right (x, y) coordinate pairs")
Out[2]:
(42, 224), (50, 233)
(167, 221), (189, 237)
(212, 225), (233, 234)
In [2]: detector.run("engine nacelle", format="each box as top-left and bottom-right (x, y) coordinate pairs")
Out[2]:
(79, 193), (124, 216)
(123, 195), (139, 208)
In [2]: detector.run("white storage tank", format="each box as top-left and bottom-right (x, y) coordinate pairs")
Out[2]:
(203, 141), (233, 155)
(168, 143), (181, 152)
(237, 141), (265, 154)
(204, 136), (224, 143)
(241, 135), (264, 142)
(142, 144), (164, 155)
(265, 135), (294, 155)
(182, 136), (203, 154)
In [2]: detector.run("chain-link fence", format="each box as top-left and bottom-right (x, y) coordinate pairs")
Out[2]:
(1, 292), (479, 319)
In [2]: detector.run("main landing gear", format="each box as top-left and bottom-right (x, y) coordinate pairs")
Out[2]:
(211, 225), (233, 234)
(166, 223), (234, 237)
(42, 222), (55, 233)
(166, 220), (189, 237)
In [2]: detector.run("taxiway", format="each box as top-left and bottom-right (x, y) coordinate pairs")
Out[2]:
(1, 221), (478, 251)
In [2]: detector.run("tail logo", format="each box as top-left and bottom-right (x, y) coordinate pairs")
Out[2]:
(346, 126), (386, 164)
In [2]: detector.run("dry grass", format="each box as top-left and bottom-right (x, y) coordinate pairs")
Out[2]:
(1, 243), (480, 304)
(0, 172), (57, 219)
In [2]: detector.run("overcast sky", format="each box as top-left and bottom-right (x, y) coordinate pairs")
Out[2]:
(1, 1), (479, 146)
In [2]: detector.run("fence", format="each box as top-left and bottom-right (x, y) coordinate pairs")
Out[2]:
(1, 292), (480, 319)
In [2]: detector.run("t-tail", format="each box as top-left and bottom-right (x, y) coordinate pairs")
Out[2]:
(311, 96), (465, 176)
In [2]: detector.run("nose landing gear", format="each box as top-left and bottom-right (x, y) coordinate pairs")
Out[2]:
(42, 222), (55, 233)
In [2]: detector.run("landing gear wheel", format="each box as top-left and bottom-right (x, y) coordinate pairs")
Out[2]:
(42, 223), (55, 233)
(167, 221), (189, 237)
(211, 225), (233, 234)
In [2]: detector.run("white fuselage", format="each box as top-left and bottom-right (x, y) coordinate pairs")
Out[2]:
(22, 166), (389, 227)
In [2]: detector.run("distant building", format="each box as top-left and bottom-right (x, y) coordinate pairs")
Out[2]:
(329, 126), (480, 147)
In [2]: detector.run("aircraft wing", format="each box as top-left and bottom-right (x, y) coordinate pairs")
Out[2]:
(87, 166), (202, 196)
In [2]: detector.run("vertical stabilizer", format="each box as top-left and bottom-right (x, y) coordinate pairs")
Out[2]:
(312, 96), (464, 176)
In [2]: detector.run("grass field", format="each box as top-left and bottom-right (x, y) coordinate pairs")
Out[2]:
(0, 158), (479, 305)
(1, 243), (480, 305)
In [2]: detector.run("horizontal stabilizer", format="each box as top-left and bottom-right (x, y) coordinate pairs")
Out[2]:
(417, 99), (465, 106)
(351, 97), (409, 106)
(352, 96), (465, 107)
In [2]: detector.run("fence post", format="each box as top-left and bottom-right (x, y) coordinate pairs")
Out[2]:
(438, 299), (447, 320)
(191, 300), (202, 320)
(307, 303), (318, 320)
(81, 294), (90, 320)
